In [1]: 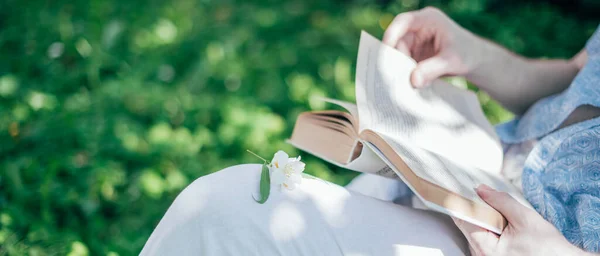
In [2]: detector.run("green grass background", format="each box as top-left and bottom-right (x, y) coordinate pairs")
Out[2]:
(0, 0), (597, 254)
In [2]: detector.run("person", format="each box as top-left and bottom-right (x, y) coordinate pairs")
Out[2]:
(140, 7), (599, 256)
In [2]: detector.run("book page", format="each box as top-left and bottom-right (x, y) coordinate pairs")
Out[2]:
(346, 141), (394, 178)
(355, 31), (503, 176)
(371, 134), (530, 208)
(316, 97), (359, 119)
(286, 139), (392, 177)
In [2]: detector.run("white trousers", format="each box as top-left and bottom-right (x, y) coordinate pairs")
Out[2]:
(141, 164), (468, 255)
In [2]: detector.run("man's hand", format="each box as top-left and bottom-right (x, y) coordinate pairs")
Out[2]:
(454, 184), (587, 256)
(383, 7), (485, 88)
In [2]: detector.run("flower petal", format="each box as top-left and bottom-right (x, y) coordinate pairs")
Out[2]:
(288, 160), (305, 173)
(272, 150), (289, 169)
(284, 181), (296, 190)
(271, 170), (286, 185)
(290, 173), (302, 184)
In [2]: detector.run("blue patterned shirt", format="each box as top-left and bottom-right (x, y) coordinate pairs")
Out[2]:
(496, 25), (600, 252)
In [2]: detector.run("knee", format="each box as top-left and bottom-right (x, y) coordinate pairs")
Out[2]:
(142, 164), (264, 254)
(186, 163), (262, 193)
(168, 164), (263, 218)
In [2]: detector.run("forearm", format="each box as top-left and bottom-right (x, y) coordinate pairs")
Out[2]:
(466, 39), (581, 114)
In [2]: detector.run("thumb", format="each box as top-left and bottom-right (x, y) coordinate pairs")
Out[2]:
(476, 184), (530, 227)
(411, 54), (452, 88)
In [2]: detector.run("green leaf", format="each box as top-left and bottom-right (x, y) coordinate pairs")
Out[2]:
(253, 164), (271, 204)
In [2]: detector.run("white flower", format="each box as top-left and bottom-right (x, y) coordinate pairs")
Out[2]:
(269, 150), (305, 190)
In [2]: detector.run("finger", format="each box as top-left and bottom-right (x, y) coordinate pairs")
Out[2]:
(394, 32), (415, 56)
(384, 7), (444, 48)
(411, 54), (452, 88)
(476, 184), (531, 226)
(383, 11), (425, 47)
(453, 217), (498, 256)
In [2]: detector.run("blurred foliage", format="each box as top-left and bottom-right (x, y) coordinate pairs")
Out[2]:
(0, 0), (597, 254)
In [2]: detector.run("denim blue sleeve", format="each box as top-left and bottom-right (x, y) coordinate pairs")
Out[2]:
(495, 24), (600, 145)
(522, 120), (600, 252)
(495, 24), (600, 252)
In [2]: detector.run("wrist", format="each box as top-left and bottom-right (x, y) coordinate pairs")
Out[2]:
(463, 36), (498, 86)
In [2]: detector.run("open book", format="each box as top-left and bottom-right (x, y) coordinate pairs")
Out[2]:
(288, 31), (531, 234)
